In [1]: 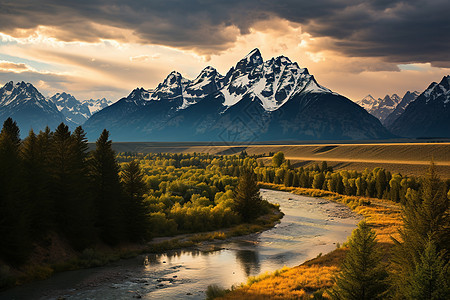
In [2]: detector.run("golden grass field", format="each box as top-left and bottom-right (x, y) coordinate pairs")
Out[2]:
(216, 183), (403, 299)
(111, 142), (450, 178)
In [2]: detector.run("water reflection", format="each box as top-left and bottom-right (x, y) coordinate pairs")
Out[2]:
(235, 249), (260, 276)
(0, 189), (361, 300)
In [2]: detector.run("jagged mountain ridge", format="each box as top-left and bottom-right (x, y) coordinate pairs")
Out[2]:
(356, 93), (402, 122)
(81, 98), (112, 115)
(0, 81), (65, 134)
(49, 92), (91, 127)
(383, 91), (420, 127)
(387, 76), (450, 138)
(49, 93), (112, 127)
(84, 48), (392, 141)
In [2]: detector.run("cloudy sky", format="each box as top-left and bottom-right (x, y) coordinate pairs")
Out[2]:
(0, 0), (449, 102)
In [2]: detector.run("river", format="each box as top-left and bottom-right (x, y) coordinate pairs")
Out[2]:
(0, 189), (361, 300)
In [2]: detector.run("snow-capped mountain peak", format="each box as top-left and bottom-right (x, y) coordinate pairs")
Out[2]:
(128, 87), (151, 100)
(150, 71), (190, 101)
(242, 48), (263, 66)
(81, 98), (112, 114)
(387, 75), (450, 137)
(0, 81), (49, 108)
(84, 49), (393, 141)
(219, 49), (330, 111)
(356, 95), (377, 111)
(423, 75), (450, 103)
(184, 66), (224, 96)
(0, 81), (65, 132)
(356, 92), (403, 122)
(50, 92), (79, 110)
(49, 92), (91, 126)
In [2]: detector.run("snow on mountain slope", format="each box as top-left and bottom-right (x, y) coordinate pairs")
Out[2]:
(219, 51), (330, 112)
(0, 81), (65, 133)
(0, 81), (55, 111)
(85, 48), (392, 141)
(356, 93), (402, 122)
(388, 76), (450, 137)
(82, 98), (112, 114)
(383, 91), (420, 126)
(49, 92), (91, 126)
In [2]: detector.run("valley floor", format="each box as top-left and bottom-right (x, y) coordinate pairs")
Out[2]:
(110, 142), (450, 178)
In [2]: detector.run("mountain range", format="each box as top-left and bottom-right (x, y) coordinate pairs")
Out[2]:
(0, 81), (66, 134)
(387, 76), (450, 138)
(0, 83), (111, 134)
(84, 49), (392, 141)
(383, 91), (420, 127)
(355, 91), (420, 124)
(0, 49), (448, 140)
(49, 92), (111, 128)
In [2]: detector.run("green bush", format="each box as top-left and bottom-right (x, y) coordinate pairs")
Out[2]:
(206, 284), (229, 299)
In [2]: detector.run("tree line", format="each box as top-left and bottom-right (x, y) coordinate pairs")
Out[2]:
(253, 151), (449, 204)
(0, 119), (269, 266)
(330, 162), (449, 299)
(0, 119), (151, 264)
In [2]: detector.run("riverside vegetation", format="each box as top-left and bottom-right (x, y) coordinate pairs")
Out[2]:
(0, 118), (280, 289)
(209, 153), (449, 299)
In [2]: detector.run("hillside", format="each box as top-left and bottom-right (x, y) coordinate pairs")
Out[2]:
(387, 76), (450, 138)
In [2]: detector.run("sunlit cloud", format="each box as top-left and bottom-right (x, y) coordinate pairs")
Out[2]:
(129, 54), (161, 62)
(0, 1), (447, 102)
(0, 61), (34, 73)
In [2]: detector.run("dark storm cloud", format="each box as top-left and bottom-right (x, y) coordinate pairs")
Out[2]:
(0, 0), (449, 66)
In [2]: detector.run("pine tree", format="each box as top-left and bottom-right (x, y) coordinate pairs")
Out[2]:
(70, 126), (95, 247)
(233, 168), (262, 221)
(0, 118), (31, 263)
(121, 160), (150, 242)
(90, 129), (123, 244)
(49, 123), (93, 249)
(405, 239), (449, 300)
(21, 129), (53, 237)
(390, 162), (450, 299)
(329, 221), (388, 300)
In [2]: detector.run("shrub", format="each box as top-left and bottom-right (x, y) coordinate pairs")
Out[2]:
(206, 284), (229, 299)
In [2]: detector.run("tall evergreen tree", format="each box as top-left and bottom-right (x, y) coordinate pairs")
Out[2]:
(390, 162), (450, 299)
(49, 123), (93, 249)
(0, 118), (30, 263)
(70, 126), (95, 247)
(90, 129), (123, 244)
(21, 129), (53, 237)
(121, 160), (150, 242)
(233, 168), (262, 221)
(405, 239), (449, 300)
(329, 221), (388, 300)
